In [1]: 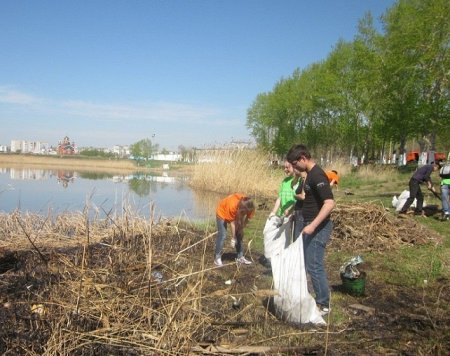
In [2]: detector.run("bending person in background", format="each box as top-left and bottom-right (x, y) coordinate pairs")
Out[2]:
(325, 170), (339, 189)
(287, 144), (335, 316)
(399, 162), (440, 216)
(214, 194), (255, 267)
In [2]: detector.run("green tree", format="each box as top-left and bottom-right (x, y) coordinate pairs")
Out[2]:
(380, 0), (450, 154)
(246, 0), (450, 160)
(130, 138), (159, 164)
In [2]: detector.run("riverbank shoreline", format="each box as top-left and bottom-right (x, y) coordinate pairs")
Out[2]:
(0, 154), (192, 175)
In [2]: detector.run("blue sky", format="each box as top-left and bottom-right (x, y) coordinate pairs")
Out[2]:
(0, 0), (395, 151)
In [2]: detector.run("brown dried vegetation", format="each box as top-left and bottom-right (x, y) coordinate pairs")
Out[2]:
(331, 202), (443, 250)
(0, 203), (449, 355)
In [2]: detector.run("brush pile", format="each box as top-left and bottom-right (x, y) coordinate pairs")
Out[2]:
(330, 202), (443, 251)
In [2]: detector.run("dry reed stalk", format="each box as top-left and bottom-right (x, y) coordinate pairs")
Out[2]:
(75, 209), (91, 315)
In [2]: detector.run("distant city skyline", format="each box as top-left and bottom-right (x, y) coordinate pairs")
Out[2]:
(0, 0), (395, 151)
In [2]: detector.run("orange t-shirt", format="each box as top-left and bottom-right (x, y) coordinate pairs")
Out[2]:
(326, 171), (339, 185)
(216, 193), (254, 222)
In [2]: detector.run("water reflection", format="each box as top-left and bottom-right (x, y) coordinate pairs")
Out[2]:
(0, 167), (218, 221)
(57, 170), (75, 188)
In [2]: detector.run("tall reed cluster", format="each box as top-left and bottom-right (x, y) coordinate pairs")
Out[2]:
(189, 149), (281, 198)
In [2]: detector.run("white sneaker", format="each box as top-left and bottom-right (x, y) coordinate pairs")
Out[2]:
(214, 258), (223, 267)
(318, 306), (330, 316)
(230, 238), (236, 248)
(236, 256), (252, 265)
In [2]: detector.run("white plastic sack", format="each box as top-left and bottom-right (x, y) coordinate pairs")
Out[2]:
(392, 190), (426, 212)
(263, 216), (291, 259)
(263, 217), (325, 325)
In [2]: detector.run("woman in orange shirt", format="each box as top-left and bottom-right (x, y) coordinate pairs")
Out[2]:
(214, 193), (255, 266)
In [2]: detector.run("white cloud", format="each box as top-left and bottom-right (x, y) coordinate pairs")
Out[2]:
(0, 87), (43, 105)
(0, 87), (250, 149)
(60, 99), (221, 124)
(0, 87), (241, 126)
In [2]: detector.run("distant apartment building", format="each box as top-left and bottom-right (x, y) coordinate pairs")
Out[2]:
(151, 152), (181, 162)
(0, 145), (8, 153)
(11, 140), (50, 154)
(113, 145), (130, 158)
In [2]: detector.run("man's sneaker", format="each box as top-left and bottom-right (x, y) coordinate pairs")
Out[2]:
(442, 214), (450, 221)
(230, 238), (236, 248)
(214, 258), (223, 267)
(318, 305), (330, 316)
(236, 256), (252, 265)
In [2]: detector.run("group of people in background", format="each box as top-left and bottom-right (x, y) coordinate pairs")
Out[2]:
(213, 144), (336, 315)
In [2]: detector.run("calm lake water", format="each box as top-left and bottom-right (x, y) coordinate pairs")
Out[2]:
(0, 167), (220, 221)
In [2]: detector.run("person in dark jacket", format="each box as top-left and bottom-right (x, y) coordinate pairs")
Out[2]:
(399, 162), (440, 216)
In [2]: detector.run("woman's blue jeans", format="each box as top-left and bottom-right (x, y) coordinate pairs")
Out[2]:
(215, 217), (243, 259)
(302, 219), (333, 307)
(441, 184), (450, 214)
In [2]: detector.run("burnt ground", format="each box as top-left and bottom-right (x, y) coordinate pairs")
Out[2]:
(0, 215), (449, 355)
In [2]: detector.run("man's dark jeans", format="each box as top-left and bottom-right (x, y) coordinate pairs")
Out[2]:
(401, 178), (423, 213)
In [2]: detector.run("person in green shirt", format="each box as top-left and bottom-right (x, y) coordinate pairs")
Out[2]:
(441, 171), (450, 220)
(270, 160), (299, 218)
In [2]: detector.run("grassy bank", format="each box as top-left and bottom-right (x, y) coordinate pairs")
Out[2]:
(0, 153), (138, 172)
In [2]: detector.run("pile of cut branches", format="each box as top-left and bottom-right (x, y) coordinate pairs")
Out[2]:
(330, 202), (443, 252)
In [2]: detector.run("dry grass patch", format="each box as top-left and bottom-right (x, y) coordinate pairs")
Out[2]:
(0, 207), (448, 355)
(189, 150), (280, 197)
(0, 154), (140, 173)
(0, 211), (328, 355)
(321, 157), (353, 177)
(354, 163), (399, 181)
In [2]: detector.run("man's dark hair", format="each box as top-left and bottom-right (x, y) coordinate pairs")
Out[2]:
(286, 144), (311, 163)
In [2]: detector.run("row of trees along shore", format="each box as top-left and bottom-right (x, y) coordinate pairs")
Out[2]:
(247, 0), (449, 162)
